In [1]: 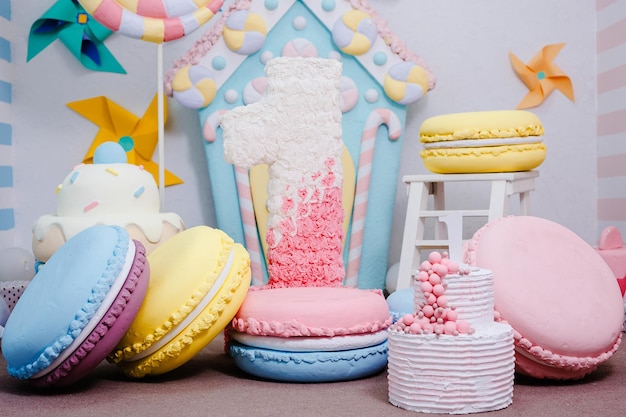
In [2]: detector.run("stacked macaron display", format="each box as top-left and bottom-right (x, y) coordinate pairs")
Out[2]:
(2, 225), (150, 387)
(1, 224), (251, 386)
(228, 286), (391, 382)
(419, 110), (546, 174)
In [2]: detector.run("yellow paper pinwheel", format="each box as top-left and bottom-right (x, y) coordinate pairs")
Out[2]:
(509, 43), (575, 109)
(67, 95), (183, 186)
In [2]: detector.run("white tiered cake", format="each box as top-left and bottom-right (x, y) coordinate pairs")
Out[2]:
(387, 252), (514, 414)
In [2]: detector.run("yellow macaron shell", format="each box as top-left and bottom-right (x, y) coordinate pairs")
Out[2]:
(421, 143), (546, 174)
(419, 110), (546, 174)
(108, 226), (251, 377)
(419, 110), (544, 143)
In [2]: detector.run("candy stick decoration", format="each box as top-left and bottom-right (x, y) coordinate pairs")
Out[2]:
(345, 108), (402, 287)
(203, 110), (226, 142)
(157, 43), (165, 207)
(203, 109), (264, 286)
(234, 166), (265, 286)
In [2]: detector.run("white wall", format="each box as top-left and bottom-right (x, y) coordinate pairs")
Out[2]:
(10, 0), (599, 267)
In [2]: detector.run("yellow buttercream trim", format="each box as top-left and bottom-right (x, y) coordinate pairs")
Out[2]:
(420, 110), (544, 143)
(108, 229), (234, 363)
(117, 244), (251, 377)
(421, 143), (547, 174)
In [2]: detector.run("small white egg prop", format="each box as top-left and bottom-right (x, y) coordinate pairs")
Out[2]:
(0, 247), (36, 282)
(385, 262), (400, 294)
(0, 297), (9, 331)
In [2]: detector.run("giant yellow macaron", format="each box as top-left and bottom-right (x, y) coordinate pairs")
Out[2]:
(419, 110), (546, 174)
(108, 226), (251, 378)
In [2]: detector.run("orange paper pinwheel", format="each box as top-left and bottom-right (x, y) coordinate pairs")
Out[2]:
(509, 43), (574, 109)
(67, 94), (183, 186)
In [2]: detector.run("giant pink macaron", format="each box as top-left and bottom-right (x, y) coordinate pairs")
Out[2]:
(2, 225), (149, 387)
(463, 216), (623, 380)
(229, 286), (391, 382)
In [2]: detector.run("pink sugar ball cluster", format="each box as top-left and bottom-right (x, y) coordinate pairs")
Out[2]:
(391, 251), (474, 336)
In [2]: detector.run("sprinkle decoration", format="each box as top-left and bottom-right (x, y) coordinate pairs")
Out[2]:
(105, 167), (119, 176)
(133, 186), (145, 198)
(83, 200), (100, 213)
(55, 184), (62, 194)
(70, 171), (80, 184)
(390, 251), (474, 336)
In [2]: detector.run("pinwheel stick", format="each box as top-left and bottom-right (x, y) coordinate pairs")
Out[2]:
(157, 43), (165, 210)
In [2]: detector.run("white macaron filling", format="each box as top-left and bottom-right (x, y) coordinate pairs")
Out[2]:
(422, 135), (543, 150)
(123, 246), (235, 362)
(32, 240), (136, 378)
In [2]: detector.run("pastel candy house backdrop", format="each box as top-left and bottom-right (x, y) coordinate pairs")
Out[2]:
(4, 0), (622, 287)
(165, 0), (435, 289)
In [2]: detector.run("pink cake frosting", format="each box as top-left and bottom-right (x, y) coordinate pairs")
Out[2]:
(221, 57), (345, 288)
(464, 216), (623, 379)
(387, 251), (514, 414)
(265, 158), (345, 288)
(231, 286), (391, 337)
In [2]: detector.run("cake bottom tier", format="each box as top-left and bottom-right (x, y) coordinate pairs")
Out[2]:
(387, 323), (514, 415)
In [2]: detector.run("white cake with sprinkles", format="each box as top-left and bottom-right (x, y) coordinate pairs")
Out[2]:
(32, 142), (184, 263)
(387, 251), (515, 414)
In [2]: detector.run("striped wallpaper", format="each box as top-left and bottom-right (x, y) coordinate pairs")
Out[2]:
(597, 0), (626, 237)
(0, 0), (13, 248)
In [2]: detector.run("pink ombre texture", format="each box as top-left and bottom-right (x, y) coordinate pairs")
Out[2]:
(221, 57), (345, 287)
(266, 161), (344, 288)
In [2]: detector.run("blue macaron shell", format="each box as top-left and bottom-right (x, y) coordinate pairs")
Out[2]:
(2, 225), (130, 379)
(229, 340), (389, 382)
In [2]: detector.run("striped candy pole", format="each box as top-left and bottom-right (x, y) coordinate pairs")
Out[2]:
(203, 110), (265, 286)
(234, 166), (265, 286)
(345, 108), (402, 287)
(203, 109), (226, 142)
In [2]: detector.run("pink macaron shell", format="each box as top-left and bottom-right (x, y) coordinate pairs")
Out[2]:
(464, 216), (623, 379)
(231, 286), (391, 337)
(29, 241), (149, 388)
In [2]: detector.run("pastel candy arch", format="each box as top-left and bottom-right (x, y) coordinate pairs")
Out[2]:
(331, 10), (377, 56)
(383, 61), (429, 105)
(281, 38), (318, 58)
(78, 0), (223, 43)
(172, 64), (217, 109)
(223, 10), (267, 55)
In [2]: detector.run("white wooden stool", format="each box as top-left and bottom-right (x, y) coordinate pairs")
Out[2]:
(396, 171), (539, 290)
